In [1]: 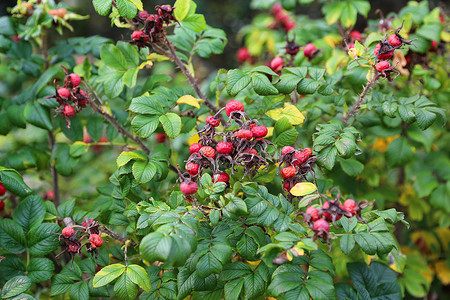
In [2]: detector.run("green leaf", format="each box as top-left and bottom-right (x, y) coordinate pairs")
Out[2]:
(354, 233), (377, 255)
(226, 69), (251, 96)
(414, 108), (436, 130)
(268, 265), (304, 296)
(0, 254), (25, 280)
(340, 234), (356, 254)
(335, 283), (358, 300)
(6, 105), (26, 128)
(340, 159), (364, 176)
(129, 94), (166, 115)
(159, 113), (182, 138)
(24, 102), (53, 131)
(308, 68), (325, 81)
(132, 160), (157, 183)
(0, 170), (33, 197)
(50, 274), (74, 296)
(86, 117), (104, 142)
(174, 0), (191, 21)
(224, 278), (244, 300)
(114, 272), (138, 300)
(398, 104), (416, 123)
(27, 223), (60, 256)
(316, 146), (338, 170)
(297, 78), (320, 94)
(93, 0), (112, 16)
(385, 137), (414, 167)
(116, 0), (138, 19)
(0, 219), (26, 254)
(123, 67), (139, 87)
(251, 73), (279, 95)
(197, 252), (223, 279)
(117, 41), (140, 67)
(182, 14), (206, 32)
(101, 44), (128, 70)
(103, 71), (124, 98)
(116, 151), (146, 167)
(93, 263), (126, 287)
(58, 199), (76, 218)
(1, 276), (32, 299)
(416, 24), (442, 42)
(126, 264), (151, 292)
(12, 195), (45, 234)
(69, 281), (89, 300)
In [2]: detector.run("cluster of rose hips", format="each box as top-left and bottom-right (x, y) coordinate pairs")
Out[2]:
(45, 67), (88, 128)
(180, 100), (273, 201)
(55, 218), (104, 267)
(279, 146), (315, 196)
(0, 182), (6, 212)
(269, 4), (296, 32)
(129, 5), (177, 48)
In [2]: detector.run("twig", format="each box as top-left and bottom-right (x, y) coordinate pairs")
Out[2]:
(48, 131), (60, 206)
(342, 75), (379, 125)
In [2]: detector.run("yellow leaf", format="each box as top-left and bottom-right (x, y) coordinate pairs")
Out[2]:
(290, 182), (317, 197)
(435, 260), (450, 285)
(286, 251), (293, 261)
(147, 53), (170, 62)
(266, 127), (274, 138)
(246, 260), (261, 266)
(128, 0), (143, 11)
(188, 134), (200, 145)
(139, 61), (153, 69)
(177, 95), (201, 109)
(441, 31), (450, 42)
(266, 105), (305, 125)
(291, 246), (304, 257)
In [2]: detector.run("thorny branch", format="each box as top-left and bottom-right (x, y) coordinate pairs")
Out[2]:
(342, 75), (379, 125)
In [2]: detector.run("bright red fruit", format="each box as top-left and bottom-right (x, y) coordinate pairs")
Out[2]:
(58, 87), (70, 98)
(189, 143), (202, 154)
(180, 182), (198, 195)
(82, 218), (94, 227)
(131, 30), (145, 40)
(89, 234), (103, 247)
(376, 61), (390, 72)
(216, 142), (234, 155)
(343, 199), (357, 216)
(306, 206), (320, 221)
(62, 227), (75, 238)
(156, 133), (166, 143)
(235, 129), (253, 140)
(237, 47), (250, 63)
(374, 43), (394, 60)
(283, 182), (291, 191)
(430, 40), (437, 51)
(281, 166), (297, 178)
(313, 219), (330, 232)
(251, 126), (268, 138)
(387, 34), (401, 47)
(271, 3), (283, 14)
(322, 201), (344, 221)
(213, 172), (230, 183)
(0, 183), (6, 196)
(281, 146), (295, 155)
(304, 43), (317, 58)
(200, 146), (216, 158)
(206, 115), (220, 127)
(270, 57), (284, 72)
(350, 31), (362, 42)
(69, 73), (81, 87)
(225, 100), (244, 117)
(64, 105), (75, 118)
(293, 151), (309, 166)
(186, 162), (200, 176)
(303, 148), (312, 157)
(284, 20), (296, 31)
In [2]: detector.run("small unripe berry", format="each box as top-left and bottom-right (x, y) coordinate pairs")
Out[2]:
(281, 146), (295, 155)
(376, 61), (390, 72)
(213, 172), (230, 183)
(216, 142), (234, 155)
(281, 166), (297, 178)
(0, 183), (6, 196)
(69, 73), (81, 87)
(89, 234), (103, 247)
(189, 143), (202, 154)
(387, 34), (401, 47)
(225, 100), (244, 117)
(306, 206), (320, 221)
(64, 105), (75, 118)
(206, 115), (220, 127)
(313, 219), (330, 232)
(200, 146), (216, 158)
(343, 199), (357, 216)
(251, 125), (268, 138)
(180, 181), (198, 195)
(304, 43), (317, 58)
(270, 57), (284, 72)
(186, 162), (200, 176)
(62, 227), (75, 238)
(237, 47), (250, 63)
(58, 87), (70, 98)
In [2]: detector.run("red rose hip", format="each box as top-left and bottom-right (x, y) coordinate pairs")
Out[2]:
(387, 34), (401, 47)
(180, 181), (198, 195)
(64, 105), (76, 118)
(313, 219), (330, 232)
(304, 43), (317, 58)
(306, 206), (320, 221)
(200, 146), (216, 158)
(281, 166), (297, 178)
(89, 234), (103, 247)
(0, 183), (6, 196)
(62, 227), (75, 238)
(216, 142), (234, 155)
(206, 115), (220, 127)
(69, 73), (81, 87)
(185, 162), (200, 176)
(281, 146), (295, 155)
(343, 199), (357, 216)
(213, 172), (230, 183)
(189, 143), (202, 154)
(251, 125), (268, 138)
(58, 87), (70, 98)
(225, 100), (244, 117)
(376, 61), (390, 72)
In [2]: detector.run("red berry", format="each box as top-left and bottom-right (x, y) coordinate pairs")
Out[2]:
(430, 40), (437, 51)
(306, 206), (320, 221)
(237, 47), (250, 63)
(58, 87), (70, 98)
(343, 199), (357, 216)
(313, 219), (330, 232)
(69, 73), (81, 87)
(376, 61), (390, 72)
(200, 146), (216, 158)
(350, 31), (362, 42)
(186, 162), (200, 176)
(235, 129), (253, 140)
(64, 105), (76, 118)
(275, 11), (290, 23)
(156, 133), (166, 143)
(281, 146), (295, 155)
(284, 20), (296, 31)
(283, 182), (291, 191)
(322, 201), (344, 222)
(271, 3), (283, 14)
(62, 227), (75, 238)
(0, 183), (6, 196)
(281, 166), (297, 178)
(270, 57), (284, 72)
(387, 34), (401, 47)
(243, 148), (258, 155)
(216, 142), (234, 155)
(225, 100), (244, 117)
(138, 10), (149, 19)
(67, 244), (79, 253)
(293, 152), (308, 167)
(81, 218), (94, 227)
(0, 201), (4, 211)
(213, 172), (230, 183)
(180, 181), (198, 195)
(251, 125), (268, 138)
(89, 234), (103, 247)
(45, 190), (54, 200)
(374, 43), (394, 60)
(189, 143), (202, 154)
(80, 90), (87, 97)
(440, 14), (444, 24)
(303, 148), (312, 157)
(304, 43), (317, 58)
(206, 115), (220, 127)
(131, 30), (146, 41)
(347, 42), (355, 50)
